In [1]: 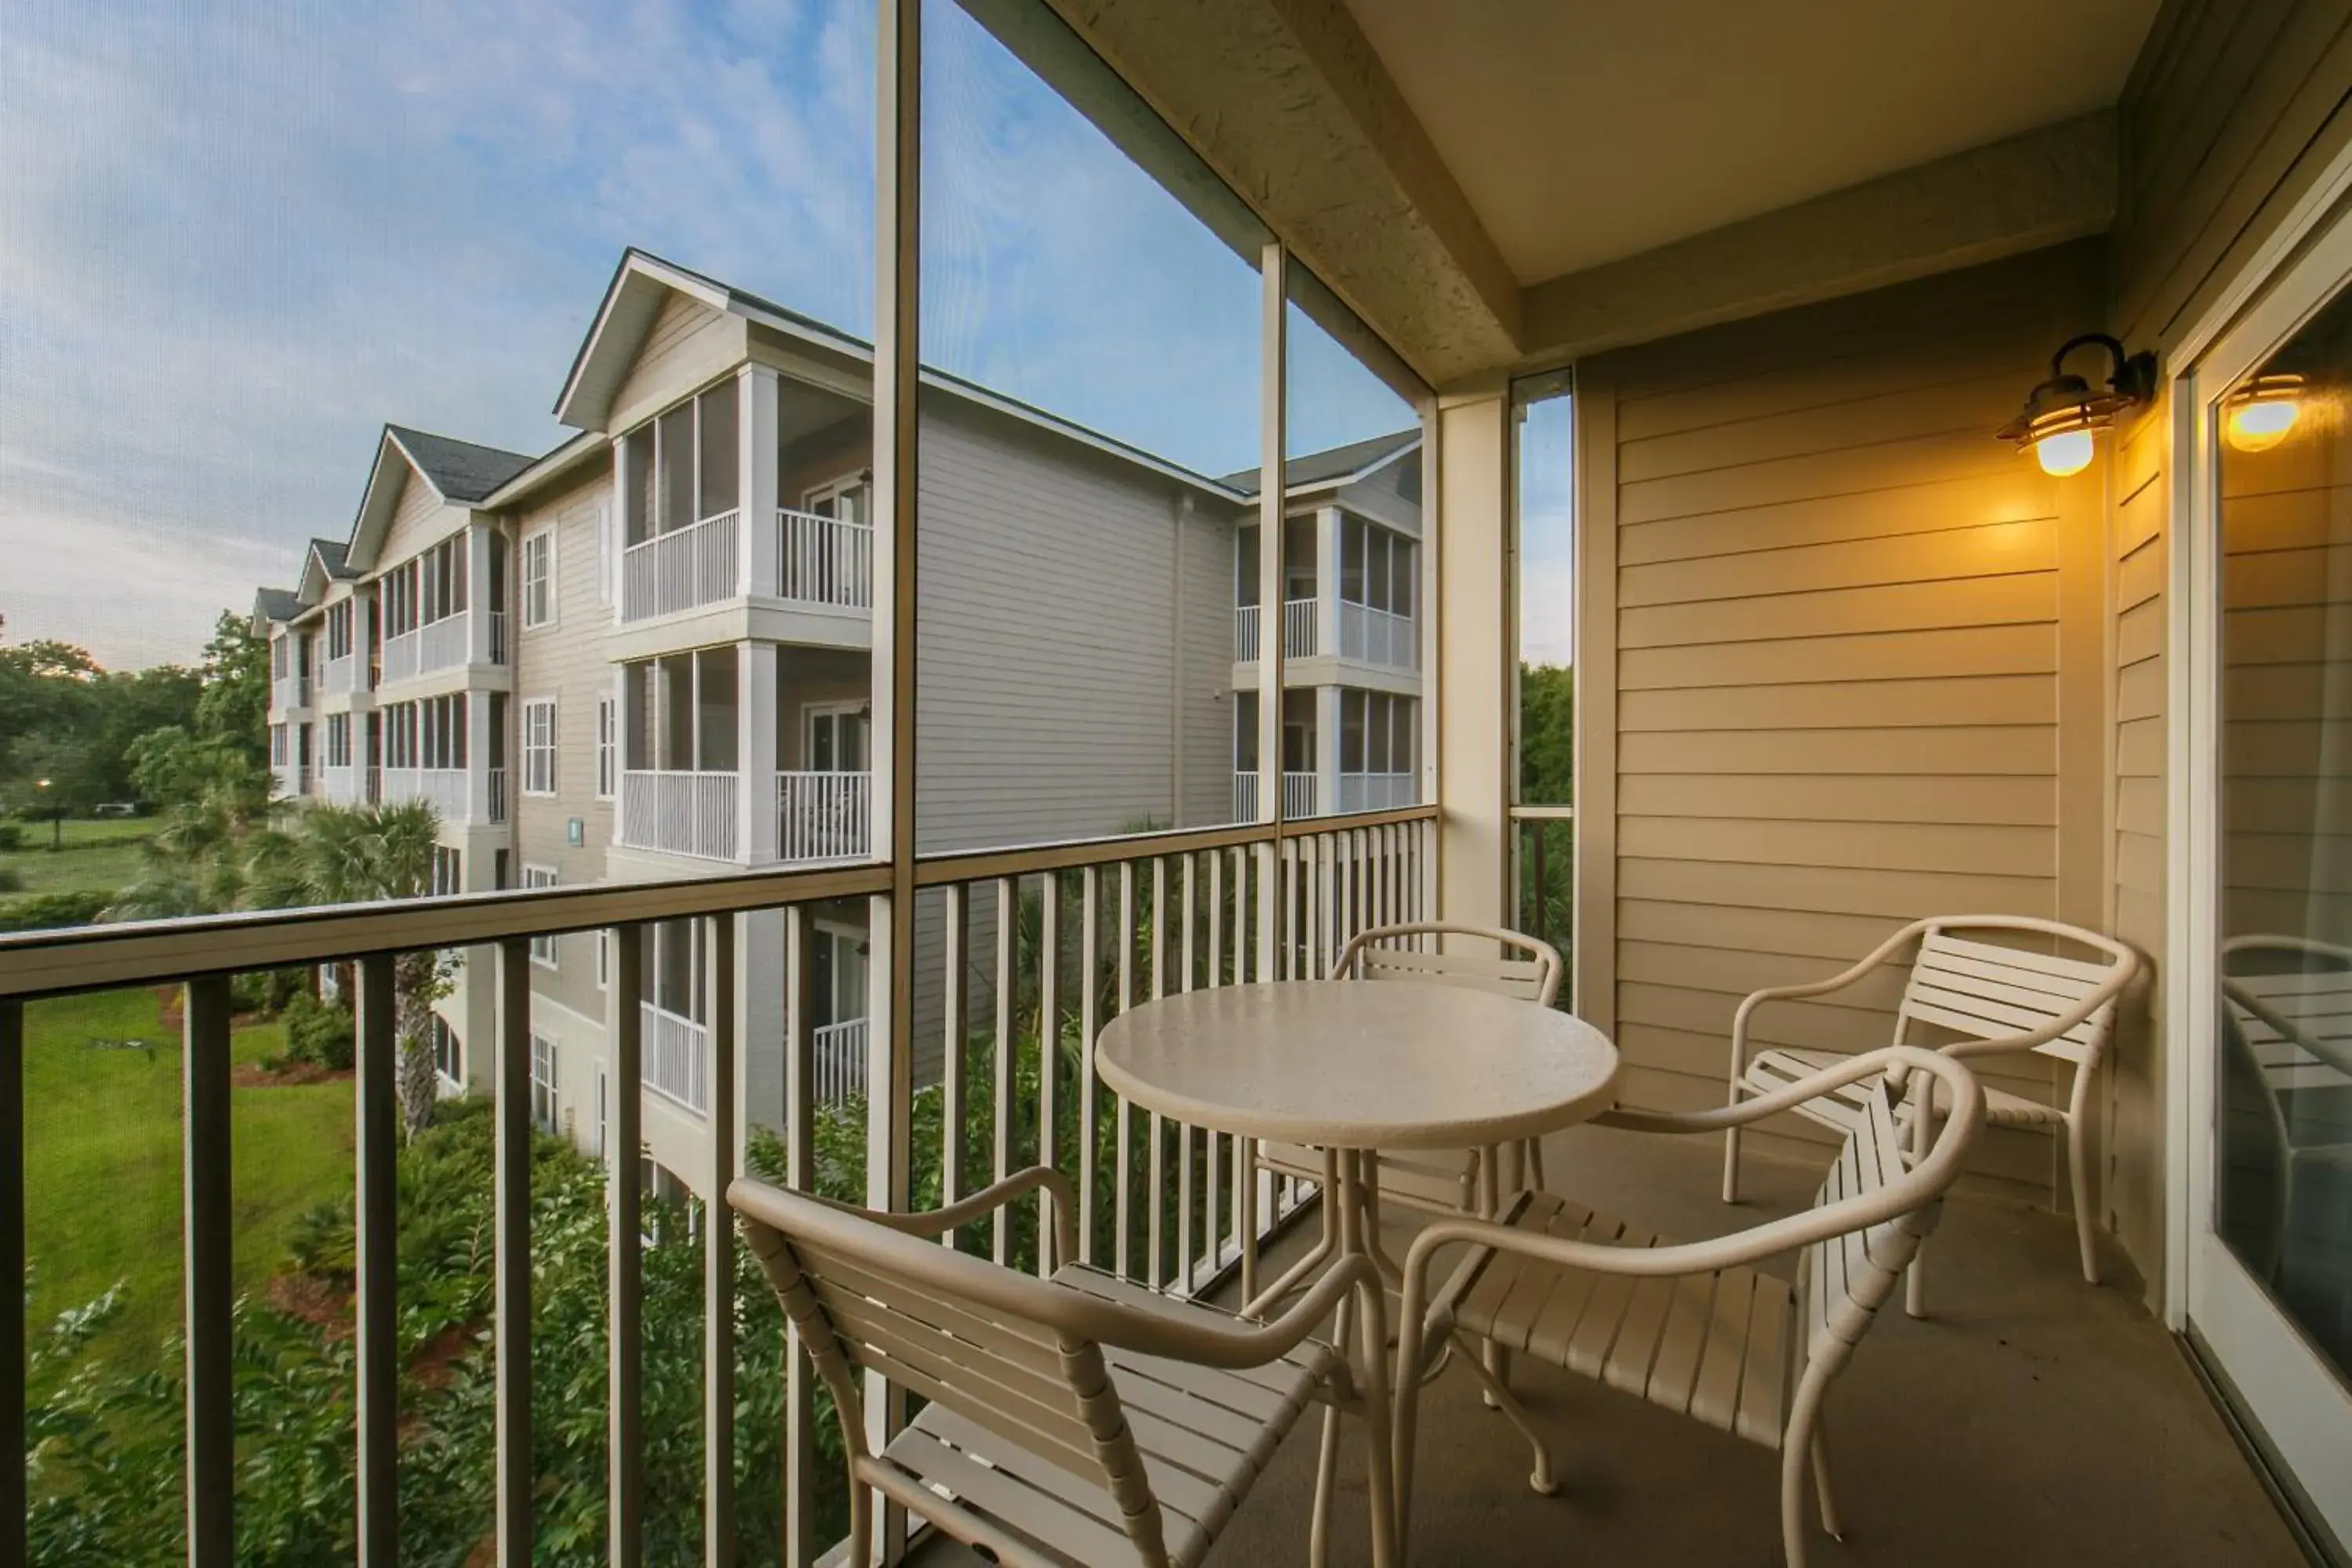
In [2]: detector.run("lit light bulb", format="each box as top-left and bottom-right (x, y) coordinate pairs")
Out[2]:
(2033, 428), (2096, 477)
(2225, 397), (2300, 453)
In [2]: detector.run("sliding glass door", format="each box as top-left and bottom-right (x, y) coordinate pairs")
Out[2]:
(2183, 199), (2352, 1556)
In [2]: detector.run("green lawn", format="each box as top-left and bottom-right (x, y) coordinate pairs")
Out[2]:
(1, 817), (154, 898)
(24, 986), (354, 1377)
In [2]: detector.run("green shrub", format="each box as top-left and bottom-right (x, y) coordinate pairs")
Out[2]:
(279, 991), (354, 1072)
(228, 967), (307, 1015)
(0, 890), (110, 933)
(0, 868), (23, 894)
(0, 824), (23, 851)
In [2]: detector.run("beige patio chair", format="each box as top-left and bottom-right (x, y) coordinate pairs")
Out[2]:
(730, 1165), (1395, 1568)
(1720, 914), (2138, 1308)
(1243, 920), (1563, 1312)
(1396, 1046), (1986, 1568)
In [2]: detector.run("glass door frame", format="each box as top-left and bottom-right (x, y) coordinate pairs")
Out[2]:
(2172, 183), (2352, 1558)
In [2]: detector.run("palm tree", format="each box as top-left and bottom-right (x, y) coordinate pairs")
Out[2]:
(248, 800), (450, 1135)
(107, 739), (276, 920)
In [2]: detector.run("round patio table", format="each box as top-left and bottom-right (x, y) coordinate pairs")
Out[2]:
(1094, 978), (1619, 1567)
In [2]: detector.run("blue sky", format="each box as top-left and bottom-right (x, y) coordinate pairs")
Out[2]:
(1517, 393), (1575, 668)
(1, 0), (1412, 670)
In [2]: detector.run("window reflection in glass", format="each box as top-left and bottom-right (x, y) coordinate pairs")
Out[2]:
(2215, 288), (2352, 1383)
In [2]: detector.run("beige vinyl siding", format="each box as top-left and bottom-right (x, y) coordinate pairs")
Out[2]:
(378, 463), (466, 567)
(612, 293), (746, 434)
(1585, 243), (2108, 1206)
(510, 470), (617, 1031)
(915, 398), (1242, 853)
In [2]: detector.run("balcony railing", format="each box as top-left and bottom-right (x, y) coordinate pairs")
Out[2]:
(1232, 770), (1322, 820)
(771, 508), (873, 609)
(0, 801), (1432, 1568)
(1339, 602), (1416, 669)
(379, 612), (471, 684)
(1232, 599), (1318, 660)
(622, 510), (739, 622)
(1338, 771), (1414, 812)
(379, 765), (471, 824)
(643, 1001), (710, 1113)
(321, 764), (360, 806)
(775, 770), (871, 862)
(321, 654), (361, 697)
(271, 674), (308, 711)
(619, 769), (739, 861)
(812, 1017), (869, 1104)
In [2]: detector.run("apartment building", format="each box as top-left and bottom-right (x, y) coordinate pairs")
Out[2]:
(257, 247), (1421, 1190)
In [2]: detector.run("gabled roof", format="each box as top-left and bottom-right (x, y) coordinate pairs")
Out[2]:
(310, 538), (358, 579)
(554, 249), (1247, 504)
(296, 538), (360, 604)
(1218, 427), (1422, 500)
(250, 587), (301, 630)
(344, 423), (535, 574)
(386, 425), (535, 504)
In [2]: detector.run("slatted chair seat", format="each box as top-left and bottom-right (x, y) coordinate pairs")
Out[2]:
(1441, 1190), (1797, 1448)
(1396, 1047), (1986, 1568)
(1723, 916), (2138, 1309)
(1244, 921), (1563, 1312)
(731, 1166), (1394, 1568)
(875, 1266), (1334, 1567)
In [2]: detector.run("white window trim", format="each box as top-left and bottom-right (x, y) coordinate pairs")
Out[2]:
(801, 470), (873, 519)
(595, 694), (618, 801)
(521, 698), (558, 797)
(524, 865), (560, 968)
(529, 1031), (560, 1133)
(521, 526), (557, 630)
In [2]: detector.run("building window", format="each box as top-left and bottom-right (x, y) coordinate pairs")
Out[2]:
(529, 1033), (560, 1133)
(325, 713), (351, 768)
(524, 865), (558, 966)
(270, 724), (289, 767)
(620, 648), (738, 771)
(596, 695), (618, 799)
(521, 528), (556, 629)
(521, 699), (557, 795)
(802, 471), (871, 524)
(430, 845), (463, 897)
(622, 379), (740, 547)
(431, 1016), (462, 1085)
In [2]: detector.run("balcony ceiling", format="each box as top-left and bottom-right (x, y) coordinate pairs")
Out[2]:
(1342, 0), (2161, 285)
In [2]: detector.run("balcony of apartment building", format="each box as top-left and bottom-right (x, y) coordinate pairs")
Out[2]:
(1235, 509), (1420, 693)
(1232, 686), (1419, 823)
(613, 643), (871, 868)
(376, 691), (507, 829)
(612, 368), (877, 657)
(376, 525), (510, 691)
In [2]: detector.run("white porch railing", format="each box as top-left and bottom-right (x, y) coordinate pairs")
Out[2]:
(271, 674), (308, 712)
(379, 630), (416, 684)
(379, 766), (470, 824)
(642, 1002), (710, 1113)
(775, 771), (872, 863)
(1284, 771), (1317, 818)
(1339, 603), (1415, 669)
(622, 510), (740, 622)
(771, 508), (873, 609)
(321, 655), (359, 697)
(812, 1018), (869, 1104)
(1236, 600), (1319, 659)
(619, 770), (740, 861)
(418, 613), (468, 675)
(1232, 771), (1324, 819)
(1338, 771), (1414, 812)
(321, 764), (359, 806)
(1283, 597), (1317, 658)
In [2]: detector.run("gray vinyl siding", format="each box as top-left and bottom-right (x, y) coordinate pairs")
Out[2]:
(510, 469), (617, 1030)
(1179, 502), (1241, 825)
(915, 399), (1244, 854)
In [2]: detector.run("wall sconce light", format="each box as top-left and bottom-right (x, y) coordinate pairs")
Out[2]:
(1997, 333), (2158, 477)
(2223, 372), (2306, 453)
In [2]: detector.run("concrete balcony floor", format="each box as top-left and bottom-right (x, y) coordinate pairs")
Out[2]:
(918, 1121), (2306, 1566)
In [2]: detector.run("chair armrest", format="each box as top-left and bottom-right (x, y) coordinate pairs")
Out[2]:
(1614, 1044), (1933, 1137)
(843, 1165), (1078, 1269)
(1082, 1254), (1381, 1370)
(1401, 1049), (1983, 1373)
(1726, 919), (1933, 1084)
